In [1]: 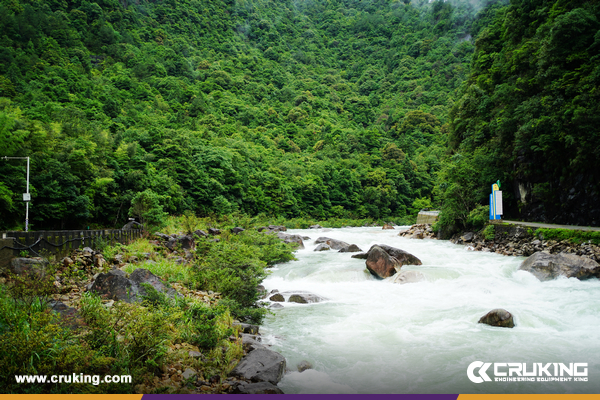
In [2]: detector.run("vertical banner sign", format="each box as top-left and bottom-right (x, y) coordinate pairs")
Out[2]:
(490, 181), (503, 220)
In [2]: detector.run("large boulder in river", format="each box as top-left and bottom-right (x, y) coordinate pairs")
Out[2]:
(478, 309), (515, 328)
(376, 244), (422, 266)
(314, 237), (349, 250)
(276, 232), (305, 249)
(229, 345), (286, 385)
(519, 251), (600, 281)
(365, 244), (422, 279)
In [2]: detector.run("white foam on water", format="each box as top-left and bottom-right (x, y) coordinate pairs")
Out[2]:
(262, 227), (600, 393)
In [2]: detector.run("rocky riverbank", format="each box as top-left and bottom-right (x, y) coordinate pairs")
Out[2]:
(399, 223), (600, 262)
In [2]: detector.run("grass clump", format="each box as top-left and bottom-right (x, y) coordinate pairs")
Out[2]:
(535, 228), (600, 244)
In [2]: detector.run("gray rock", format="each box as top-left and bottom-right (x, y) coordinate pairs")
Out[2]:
(208, 228), (221, 235)
(314, 237), (350, 250)
(281, 291), (325, 304)
(194, 229), (208, 238)
(339, 244), (363, 253)
(267, 225), (287, 232)
(188, 350), (203, 358)
(231, 227), (245, 234)
(90, 270), (136, 302)
(519, 251), (600, 281)
(229, 346), (286, 385)
(179, 234), (194, 249)
(478, 308), (515, 328)
(182, 368), (197, 380)
(241, 333), (263, 351)
(309, 224), (322, 229)
(233, 382), (284, 394)
(269, 293), (285, 302)
(154, 232), (170, 240)
(392, 270), (425, 284)
(10, 257), (48, 277)
(314, 244), (331, 252)
(234, 322), (259, 334)
(461, 232), (474, 242)
(269, 303), (284, 309)
(276, 232), (305, 249)
(297, 360), (313, 372)
(130, 268), (180, 299)
(90, 268), (179, 303)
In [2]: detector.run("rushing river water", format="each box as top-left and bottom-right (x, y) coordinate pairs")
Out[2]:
(260, 226), (600, 394)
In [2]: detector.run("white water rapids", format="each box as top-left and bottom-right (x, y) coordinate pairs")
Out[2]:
(260, 226), (600, 394)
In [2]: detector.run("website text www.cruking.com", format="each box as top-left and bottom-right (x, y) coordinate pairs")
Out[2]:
(467, 361), (589, 383)
(15, 374), (131, 386)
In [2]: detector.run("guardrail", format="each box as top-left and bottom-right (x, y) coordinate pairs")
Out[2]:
(0, 229), (143, 270)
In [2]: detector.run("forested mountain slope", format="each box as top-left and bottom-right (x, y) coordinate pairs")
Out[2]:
(0, 0), (488, 229)
(440, 0), (600, 228)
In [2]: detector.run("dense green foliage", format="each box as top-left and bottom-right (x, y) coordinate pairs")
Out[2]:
(535, 227), (600, 245)
(442, 0), (600, 228)
(0, 212), (297, 393)
(194, 229), (296, 323)
(0, 0), (485, 229)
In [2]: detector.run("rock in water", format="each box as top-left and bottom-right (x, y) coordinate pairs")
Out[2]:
(281, 291), (326, 303)
(229, 346), (286, 385)
(478, 309), (515, 328)
(314, 244), (331, 252)
(382, 223), (395, 230)
(269, 293), (285, 302)
(365, 244), (422, 279)
(376, 244), (422, 266)
(276, 232), (305, 249)
(519, 251), (600, 281)
(366, 246), (400, 279)
(392, 270), (425, 284)
(314, 237), (350, 250)
(339, 244), (363, 253)
(297, 360), (313, 372)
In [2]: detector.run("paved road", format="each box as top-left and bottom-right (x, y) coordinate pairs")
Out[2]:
(500, 220), (600, 232)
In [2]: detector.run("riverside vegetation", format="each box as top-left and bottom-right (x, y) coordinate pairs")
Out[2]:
(0, 214), (301, 394)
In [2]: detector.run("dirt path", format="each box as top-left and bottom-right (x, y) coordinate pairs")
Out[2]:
(500, 220), (600, 232)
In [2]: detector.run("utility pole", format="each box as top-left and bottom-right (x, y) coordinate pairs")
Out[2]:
(1, 156), (31, 231)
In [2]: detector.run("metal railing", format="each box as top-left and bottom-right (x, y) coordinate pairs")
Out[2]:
(0, 229), (143, 269)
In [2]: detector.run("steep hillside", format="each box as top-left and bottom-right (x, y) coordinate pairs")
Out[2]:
(440, 0), (600, 228)
(0, 0), (484, 229)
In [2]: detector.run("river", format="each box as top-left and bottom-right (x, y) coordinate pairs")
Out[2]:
(260, 226), (600, 394)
